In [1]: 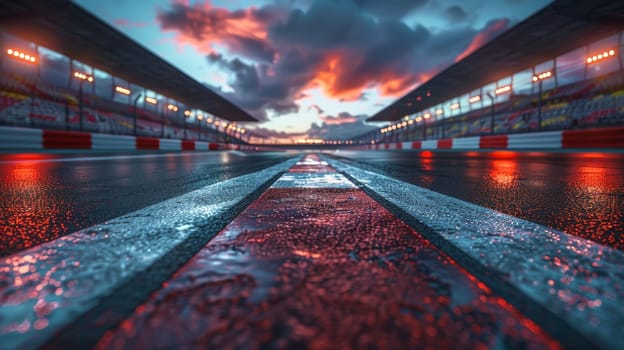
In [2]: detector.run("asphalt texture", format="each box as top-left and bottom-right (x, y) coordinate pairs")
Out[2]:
(0, 151), (296, 256)
(329, 150), (624, 250)
(96, 155), (557, 349)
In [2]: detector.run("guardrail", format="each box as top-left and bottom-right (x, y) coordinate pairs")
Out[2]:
(0, 126), (268, 151)
(356, 126), (624, 151)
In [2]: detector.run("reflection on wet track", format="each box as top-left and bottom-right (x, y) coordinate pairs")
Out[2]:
(333, 151), (624, 250)
(0, 151), (294, 255)
(98, 155), (557, 349)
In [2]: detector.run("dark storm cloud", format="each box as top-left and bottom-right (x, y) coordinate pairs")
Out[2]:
(157, 2), (284, 63)
(353, 0), (430, 19)
(207, 53), (305, 120)
(307, 112), (376, 139)
(445, 5), (469, 22)
(158, 0), (516, 124)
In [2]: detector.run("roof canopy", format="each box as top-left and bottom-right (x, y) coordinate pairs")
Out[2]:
(367, 0), (624, 122)
(0, 0), (258, 122)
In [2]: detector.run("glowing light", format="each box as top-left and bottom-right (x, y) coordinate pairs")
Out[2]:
(533, 71), (552, 82)
(145, 97), (157, 105)
(586, 49), (616, 64)
(469, 95), (481, 103)
(197, 114), (203, 121)
(450, 103), (460, 110)
(184, 110), (192, 117)
(424, 113), (431, 119)
(401, 121), (407, 127)
(115, 86), (131, 95)
(206, 118), (213, 123)
(415, 117), (422, 122)
(495, 85), (512, 94)
(408, 120), (414, 125)
(167, 104), (178, 112)
(74, 72), (94, 83)
(436, 109), (443, 115)
(7, 48), (38, 64)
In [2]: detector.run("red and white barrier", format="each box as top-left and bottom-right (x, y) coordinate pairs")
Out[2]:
(0, 126), (266, 151)
(360, 127), (624, 151)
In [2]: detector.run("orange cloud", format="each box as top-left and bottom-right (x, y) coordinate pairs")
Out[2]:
(309, 53), (420, 101)
(455, 19), (509, 62)
(158, 1), (281, 62)
(320, 114), (358, 125)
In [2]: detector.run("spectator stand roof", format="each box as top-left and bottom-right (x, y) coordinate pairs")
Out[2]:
(0, 0), (258, 122)
(367, 0), (624, 122)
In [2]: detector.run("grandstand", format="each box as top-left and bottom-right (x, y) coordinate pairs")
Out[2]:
(356, 0), (624, 146)
(0, 0), (255, 145)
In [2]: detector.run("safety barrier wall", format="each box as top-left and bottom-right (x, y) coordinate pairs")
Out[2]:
(356, 126), (624, 151)
(0, 126), (268, 151)
(1, 125), (621, 152)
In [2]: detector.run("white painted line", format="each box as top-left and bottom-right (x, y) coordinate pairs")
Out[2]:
(452, 136), (480, 149)
(421, 140), (437, 149)
(508, 130), (562, 149)
(272, 173), (357, 188)
(325, 157), (624, 350)
(0, 157), (299, 350)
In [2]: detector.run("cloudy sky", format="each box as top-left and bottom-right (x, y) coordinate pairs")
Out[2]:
(75, 0), (552, 142)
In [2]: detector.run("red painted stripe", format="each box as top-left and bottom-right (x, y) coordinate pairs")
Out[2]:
(42, 130), (91, 149)
(412, 141), (422, 149)
(136, 137), (159, 150)
(208, 143), (219, 150)
(181, 140), (195, 151)
(396, 142), (403, 150)
(384, 143), (390, 150)
(562, 127), (624, 149)
(479, 135), (508, 149)
(98, 154), (556, 349)
(437, 139), (453, 149)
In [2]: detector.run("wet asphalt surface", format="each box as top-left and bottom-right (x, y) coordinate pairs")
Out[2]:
(0, 151), (296, 256)
(96, 155), (557, 349)
(329, 150), (624, 250)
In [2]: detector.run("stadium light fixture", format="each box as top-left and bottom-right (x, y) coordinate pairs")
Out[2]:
(423, 113), (431, 119)
(206, 118), (213, 123)
(450, 103), (460, 110)
(415, 116), (422, 122)
(214, 121), (220, 126)
(74, 72), (94, 83)
(532, 71), (552, 82)
(197, 114), (203, 121)
(167, 104), (178, 112)
(586, 49), (616, 64)
(408, 120), (414, 125)
(495, 84), (512, 94)
(469, 95), (481, 103)
(6, 48), (37, 63)
(401, 121), (408, 127)
(145, 97), (158, 105)
(435, 109), (444, 115)
(184, 110), (192, 117)
(115, 86), (131, 95)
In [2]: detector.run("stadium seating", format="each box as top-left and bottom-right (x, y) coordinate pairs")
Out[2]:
(378, 69), (624, 143)
(0, 72), (238, 142)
